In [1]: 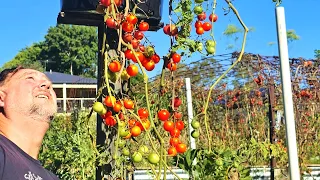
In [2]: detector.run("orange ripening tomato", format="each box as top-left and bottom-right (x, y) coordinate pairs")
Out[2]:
(123, 99), (134, 109)
(126, 64), (139, 77)
(112, 101), (122, 112)
(131, 125), (142, 137)
(176, 143), (187, 153)
(144, 60), (155, 71)
(167, 62), (177, 71)
(168, 146), (178, 156)
(108, 61), (121, 73)
(104, 95), (116, 107)
(170, 128), (180, 137)
(126, 14), (138, 25)
(163, 121), (174, 131)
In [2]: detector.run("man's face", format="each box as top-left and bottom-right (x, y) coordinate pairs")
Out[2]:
(1, 69), (57, 122)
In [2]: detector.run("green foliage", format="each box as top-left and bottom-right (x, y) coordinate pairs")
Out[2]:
(39, 111), (108, 180)
(314, 49), (320, 59)
(2, 25), (98, 77)
(174, 148), (252, 180)
(286, 29), (300, 42)
(41, 25), (98, 77)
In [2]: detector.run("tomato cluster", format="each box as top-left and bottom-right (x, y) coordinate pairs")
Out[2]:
(105, 13), (162, 76)
(157, 107), (187, 156)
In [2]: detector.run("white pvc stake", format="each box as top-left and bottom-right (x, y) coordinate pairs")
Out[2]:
(185, 78), (196, 149)
(275, 7), (300, 180)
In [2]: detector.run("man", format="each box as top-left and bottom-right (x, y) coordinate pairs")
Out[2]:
(0, 66), (59, 180)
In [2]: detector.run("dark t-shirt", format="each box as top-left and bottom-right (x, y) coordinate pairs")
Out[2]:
(0, 134), (59, 180)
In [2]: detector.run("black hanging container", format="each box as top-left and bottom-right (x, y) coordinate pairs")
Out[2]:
(57, 0), (163, 31)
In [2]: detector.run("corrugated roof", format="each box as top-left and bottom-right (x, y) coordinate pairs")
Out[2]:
(44, 71), (97, 84)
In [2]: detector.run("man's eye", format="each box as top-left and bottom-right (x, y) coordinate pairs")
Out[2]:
(26, 76), (34, 80)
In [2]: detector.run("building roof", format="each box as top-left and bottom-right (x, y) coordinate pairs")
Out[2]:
(44, 71), (97, 84)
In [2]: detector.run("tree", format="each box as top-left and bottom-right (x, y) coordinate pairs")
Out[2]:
(2, 25), (98, 78)
(1, 42), (44, 71)
(41, 25), (98, 77)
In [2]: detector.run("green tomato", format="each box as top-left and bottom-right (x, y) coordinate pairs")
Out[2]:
(107, 70), (117, 82)
(118, 121), (126, 127)
(195, 0), (204, 3)
(193, 6), (203, 15)
(206, 46), (216, 54)
(191, 130), (200, 138)
(132, 152), (143, 163)
(116, 139), (126, 148)
(191, 120), (200, 129)
(196, 42), (203, 52)
(148, 153), (160, 164)
(92, 102), (105, 114)
(119, 127), (129, 137)
(215, 158), (223, 166)
(122, 148), (130, 156)
(205, 40), (216, 47)
(138, 145), (149, 154)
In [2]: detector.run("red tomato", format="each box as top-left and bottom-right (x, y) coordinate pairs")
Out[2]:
(126, 14), (138, 25)
(131, 39), (140, 49)
(144, 60), (155, 71)
(202, 22), (212, 31)
(171, 53), (181, 63)
(100, 0), (122, 7)
(138, 45), (145, 52)
(138, 108), (149, 119)
(170, 128), (180, 137)
(196, 27), (204, 35)
(134, 31), (144, 40)
(174, 112), (182, 119)
(163, 24), (170, 35)
(122, 22), (134, 32)
(124, 49), (133, 59)
(195, 21), (202, 28)
(152, 54), (160, 63)
(175, 120), (184, 130)
(158, 109), (170, 121)
(123, 33), (133, 43)
(104, 116), (117, 126)
(176, 143), (187, 153)
(163, 121), (174, 131)
(139, 22), (149, 31)
(106, 18), (116, 29)
(209, 14), (218, 22)
(131, 51), (145, 63)
(197, 12), (206, 21)
(169, 137), (180, 147)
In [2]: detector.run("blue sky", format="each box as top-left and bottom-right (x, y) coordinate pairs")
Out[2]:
(0, 0), (319, 77)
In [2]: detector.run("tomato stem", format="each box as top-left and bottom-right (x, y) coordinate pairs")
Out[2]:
(202, 0), (249, 153)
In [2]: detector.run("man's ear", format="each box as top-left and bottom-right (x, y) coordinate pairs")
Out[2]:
(0, 90), (6, 108)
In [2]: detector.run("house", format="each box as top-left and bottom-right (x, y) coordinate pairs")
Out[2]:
(44, 70), (97, 113)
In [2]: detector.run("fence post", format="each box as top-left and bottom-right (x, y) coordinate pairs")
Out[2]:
(268, 77), (276, 180)
(185, 78), (196, 150)
(275, 6), (300, 179)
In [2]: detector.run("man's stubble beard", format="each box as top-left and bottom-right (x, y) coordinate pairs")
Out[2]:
(10, 98), (58, 123)
(29, 101), (58, 122)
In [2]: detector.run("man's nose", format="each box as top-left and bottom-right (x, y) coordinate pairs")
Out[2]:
(39, 80), (52, 89)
